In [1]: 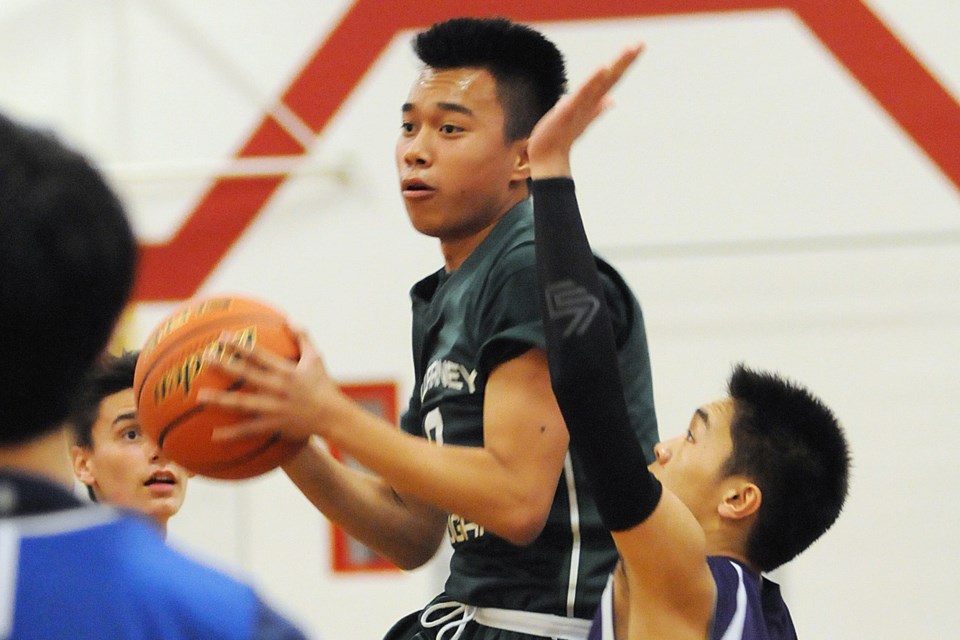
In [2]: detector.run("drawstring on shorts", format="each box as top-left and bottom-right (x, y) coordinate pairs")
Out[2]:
(420, 601), (478, 640)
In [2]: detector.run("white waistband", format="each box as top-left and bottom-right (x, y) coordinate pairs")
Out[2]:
(420, 601), (592, 640)
(475, 607), (592, 639)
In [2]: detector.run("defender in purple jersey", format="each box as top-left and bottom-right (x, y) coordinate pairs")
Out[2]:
(528, 45), (851, 639)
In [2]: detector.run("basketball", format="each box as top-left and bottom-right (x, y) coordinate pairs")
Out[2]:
(134, 295), (302, 480)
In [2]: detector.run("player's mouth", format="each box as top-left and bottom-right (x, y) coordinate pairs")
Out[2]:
(401, 177), (435, 199)
(144, 470), (178, 493)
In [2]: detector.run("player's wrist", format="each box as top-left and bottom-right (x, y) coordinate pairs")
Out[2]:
(529, 157), (572, 179)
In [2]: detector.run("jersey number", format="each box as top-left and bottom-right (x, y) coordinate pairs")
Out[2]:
(424, 407), (444, 445)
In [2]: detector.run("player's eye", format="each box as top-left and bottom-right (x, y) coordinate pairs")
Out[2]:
(122, 427), (142, 441)
(400, 121), (415, 133)
(685, 429), (695, 443)
(439, 124), (463, 134)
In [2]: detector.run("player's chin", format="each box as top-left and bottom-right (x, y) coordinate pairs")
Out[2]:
(143, 482), (183, 504)
(148, 495), (185, 516)
(404, 210), (446, 238)
(646, 464), (667, 485)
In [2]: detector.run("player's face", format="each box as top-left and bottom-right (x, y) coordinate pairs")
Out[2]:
(648, 398), (735, 524)
(396, 67), (529, 262)
(72, 388), (189, 528)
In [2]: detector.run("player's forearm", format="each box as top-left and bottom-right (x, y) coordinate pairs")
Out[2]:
(317, 396), (561, 545)
(282, 439), (444, 569)
(532, 177), (662, 531)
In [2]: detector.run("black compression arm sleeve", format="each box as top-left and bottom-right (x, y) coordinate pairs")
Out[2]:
(533, 177), (661, 531)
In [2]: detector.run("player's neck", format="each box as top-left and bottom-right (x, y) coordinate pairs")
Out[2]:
(441, 228), (493, 272)
(706, 534), (757, 574)
(440, 192), (528, 272)
(0, 426), (76, 489)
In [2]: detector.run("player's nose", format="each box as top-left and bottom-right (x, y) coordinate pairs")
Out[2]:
(653, 441), (671, 464)
(147, 438), (166, 462)
(401, 131), (432, 166)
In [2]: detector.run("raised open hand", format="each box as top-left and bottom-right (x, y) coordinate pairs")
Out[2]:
(528, 42), (644, 179)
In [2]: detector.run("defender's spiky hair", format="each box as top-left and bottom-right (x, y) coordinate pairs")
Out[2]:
(724, 364), (851, 572)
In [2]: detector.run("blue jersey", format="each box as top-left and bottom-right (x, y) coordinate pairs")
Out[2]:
(586, 557), (796, 640)
(0, 470), (307, 640)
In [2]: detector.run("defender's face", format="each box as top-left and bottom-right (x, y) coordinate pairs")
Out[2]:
(649, 398), (736, 523)
(72, 388), (189, 527)
(396, 66), (528, 243)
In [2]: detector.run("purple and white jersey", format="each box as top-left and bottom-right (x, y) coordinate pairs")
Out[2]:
(707, 557), (796, 639)
(587, 557), (797, 640)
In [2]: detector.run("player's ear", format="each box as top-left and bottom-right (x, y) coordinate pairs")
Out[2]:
(511, 137), (531, 182)
(71, 445), (96, 487)
(717, 479), (761, 521)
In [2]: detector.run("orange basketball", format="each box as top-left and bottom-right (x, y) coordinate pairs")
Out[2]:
(134, 295), (302, 480)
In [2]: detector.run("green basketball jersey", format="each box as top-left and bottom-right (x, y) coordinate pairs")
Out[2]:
(400, 199), (658, 619)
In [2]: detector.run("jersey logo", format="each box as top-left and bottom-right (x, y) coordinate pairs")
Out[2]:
(420, 359), (478, 402)
(546, 280), (601, 338)
(447, 514), (485, 544)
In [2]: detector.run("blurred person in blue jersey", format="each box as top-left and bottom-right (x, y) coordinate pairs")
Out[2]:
(0, 111), (309, 640)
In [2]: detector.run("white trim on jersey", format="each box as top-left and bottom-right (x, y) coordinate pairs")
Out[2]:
(7, 504), (120, 538)
(598, 574), (615, 640)
(594, 559), (754, 640)
(563, 451), (583, 617)
(0, 522), (19, 639)
(718, 561), (748, 640)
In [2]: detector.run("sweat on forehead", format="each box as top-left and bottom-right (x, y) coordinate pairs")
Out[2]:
(415, 66), (487, 93)
(406, 67), (499, 111)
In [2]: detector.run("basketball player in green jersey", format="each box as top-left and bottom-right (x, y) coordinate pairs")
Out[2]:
(201, 17), (658, 639)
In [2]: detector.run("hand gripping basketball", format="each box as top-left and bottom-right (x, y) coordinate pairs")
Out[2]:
(134, 295), (302, 480)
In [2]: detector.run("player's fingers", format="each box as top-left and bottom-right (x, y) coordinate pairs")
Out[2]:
(214, 333), (295, 371)
(209, 358), (276, 395)
(205, 344), (292, 393)
(578, 43), (643, 107)
(528, 41), (644, 176)
(292, 327), (322, 364)
(210, 409), (307, 443)
(197, 386), (284, 415)
(210, 421), (283, 442)
(607, 42), (644, 82)
(554, 43), (642, 141)
(288, 329), (333, 383)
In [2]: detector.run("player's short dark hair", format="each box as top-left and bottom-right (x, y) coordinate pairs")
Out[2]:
(0, 112), (137, 446)
(71, 351), (140, 449)
(412, 17), (568, 141)
(723, 364), (850, 572)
